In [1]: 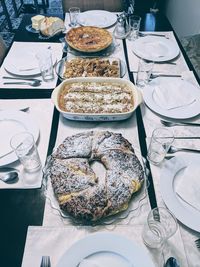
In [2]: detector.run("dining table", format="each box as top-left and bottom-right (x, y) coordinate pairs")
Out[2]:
(0, 10), (200, 267)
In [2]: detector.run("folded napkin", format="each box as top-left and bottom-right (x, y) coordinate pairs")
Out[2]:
(152, 79), (196, 110)
(176, 163), (200, 212)
(0, 42), (63, 89)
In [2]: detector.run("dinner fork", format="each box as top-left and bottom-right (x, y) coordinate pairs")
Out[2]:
(40, 256), (51, 267)
(161, 120), (200, 127)
(195, 238), (200, 248)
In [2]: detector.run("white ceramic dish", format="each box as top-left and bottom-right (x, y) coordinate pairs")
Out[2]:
(0, 110), (40, 166)
(51, 77), (143, 121)
(78, 10), (117, 28)
(142, 77), (200, 119)
(160, 154), (200, 232)
(132, 36), (180, 62)
(56, 232), (155, 267)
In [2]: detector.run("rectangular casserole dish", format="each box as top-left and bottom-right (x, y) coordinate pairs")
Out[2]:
(51, 77), (143, 121)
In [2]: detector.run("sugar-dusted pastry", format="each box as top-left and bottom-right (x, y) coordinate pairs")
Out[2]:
(47, 131), (144, 222)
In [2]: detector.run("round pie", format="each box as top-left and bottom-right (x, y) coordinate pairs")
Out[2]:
(65, 26), (113, 52)
(47, 131), (144, 222)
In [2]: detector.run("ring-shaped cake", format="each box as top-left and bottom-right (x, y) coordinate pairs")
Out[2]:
(48, 131), (144, 222)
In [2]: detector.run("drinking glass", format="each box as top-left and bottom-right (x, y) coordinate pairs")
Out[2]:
(136, 58), (154, 88)
(147, 127), (174, 165)
(10, 132), (41, 173)
(69, 7), (80, 27)
(142, 207), (177, 249)
(36, 49), (54, 82)
(128, 15), (141, 41)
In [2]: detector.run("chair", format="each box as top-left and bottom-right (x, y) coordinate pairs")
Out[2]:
(62, 0), (125, 13)
(0, 35), (7, 66)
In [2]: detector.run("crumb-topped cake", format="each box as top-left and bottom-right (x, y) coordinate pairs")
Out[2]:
(47, 131), (144, 222)
(58, 81), (134, 114)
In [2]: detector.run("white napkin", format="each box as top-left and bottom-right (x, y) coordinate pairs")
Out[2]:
(175, 163), (200, 212)
(152, 79), (196, 110)
(0, 42), (63, 89)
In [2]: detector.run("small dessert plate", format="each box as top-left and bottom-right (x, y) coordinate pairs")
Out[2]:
(25, 24), (39, 34)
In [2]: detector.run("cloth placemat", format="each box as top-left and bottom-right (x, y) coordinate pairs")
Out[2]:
(0, 99), (54, 189)
(125, 32), (189, 79)
(0, 42), (63, 89)
(21, 225), (187, 267)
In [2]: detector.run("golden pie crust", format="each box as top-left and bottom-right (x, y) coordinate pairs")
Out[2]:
(66, 26), (113, 52)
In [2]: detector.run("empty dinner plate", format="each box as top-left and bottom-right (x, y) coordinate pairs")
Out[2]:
(0, 110), (39, 166)
(56, 232), (155, 267)
(78, 10), (117, 28)
(3, 43), (57, 76)
(142, 77), (200, 119)
(160, 154), (200, 232)
(132, 36), (180, 62)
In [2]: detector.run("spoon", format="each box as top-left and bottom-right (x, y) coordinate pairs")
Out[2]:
(3, 80), (41, 87)
(0, 171), (19, 184)
(3, 76), (42, 83)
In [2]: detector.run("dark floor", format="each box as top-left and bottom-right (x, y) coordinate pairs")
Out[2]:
(0, 0), (63, 47)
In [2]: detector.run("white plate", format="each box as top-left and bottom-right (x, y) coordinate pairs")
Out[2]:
(142, 77), (200, 119)
(0, 110), (40, 166)
(56, 232), (155, 267)
(160, 154), (200, 232)
(132, 36), (180, 62)
(79, 10), (117, 28)
(4, 48), (57, 77)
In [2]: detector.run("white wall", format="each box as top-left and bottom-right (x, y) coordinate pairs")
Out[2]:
(164, 0), (200, 38)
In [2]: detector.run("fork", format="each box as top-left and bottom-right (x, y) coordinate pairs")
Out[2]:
(40, 256), (51, 267)
(161, 119), (200, 127)
(195, 238), (200, 248)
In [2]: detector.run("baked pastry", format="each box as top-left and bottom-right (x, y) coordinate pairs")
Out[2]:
(40, 17), (65, 36)
(63, 58), (120, 78)
(58, 81), (134, 114)
(48, 131), (144, 222)
(31, 15), (45, 30)
(66, 26), (113, 52)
